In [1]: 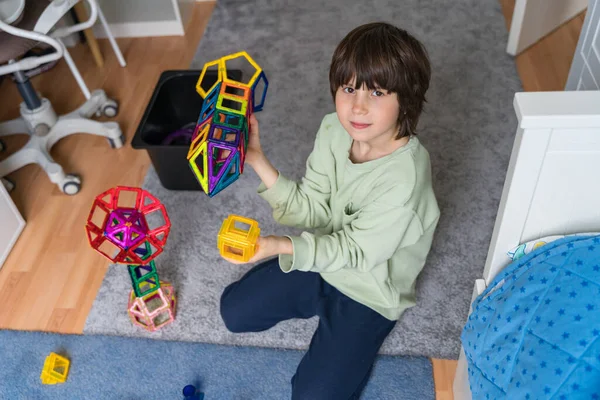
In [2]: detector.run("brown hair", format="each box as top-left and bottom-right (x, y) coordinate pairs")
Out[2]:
(329, 22), (431, 139)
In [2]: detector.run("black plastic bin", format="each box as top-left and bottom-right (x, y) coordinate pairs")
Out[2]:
(132, 69), (241, 190)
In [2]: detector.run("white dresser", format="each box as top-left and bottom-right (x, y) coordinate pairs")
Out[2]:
(0, 184), (25, 270)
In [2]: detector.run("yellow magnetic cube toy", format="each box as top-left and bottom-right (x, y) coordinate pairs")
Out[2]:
(217, 215), (260, 262)
(40, 352), (70, 384)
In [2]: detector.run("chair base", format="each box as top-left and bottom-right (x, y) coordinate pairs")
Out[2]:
(0, 89), (123, 195)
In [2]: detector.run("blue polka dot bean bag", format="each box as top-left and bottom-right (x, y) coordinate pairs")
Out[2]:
(462, 235), (600, 399)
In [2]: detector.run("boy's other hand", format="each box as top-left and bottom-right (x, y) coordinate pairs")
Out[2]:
(245, 114), (263, 167)
(221, 236), (293, 265)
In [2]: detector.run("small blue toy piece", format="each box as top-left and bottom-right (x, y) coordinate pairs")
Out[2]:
(183, 384), (205, 400)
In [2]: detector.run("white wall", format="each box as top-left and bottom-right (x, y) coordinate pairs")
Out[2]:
(93, 0), (191, 38)
(507, 0), (588, 55)
(566, 0), (600, 90)
(98, 0), (176, 23)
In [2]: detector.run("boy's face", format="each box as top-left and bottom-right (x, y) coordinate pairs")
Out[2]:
(334, 80), (400, 145)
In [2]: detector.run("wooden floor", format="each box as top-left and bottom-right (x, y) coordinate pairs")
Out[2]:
(499, 0), (586, 92)
(0, 1), (584, 399)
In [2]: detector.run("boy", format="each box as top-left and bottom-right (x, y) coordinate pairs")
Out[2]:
(220, 22), (440, 399)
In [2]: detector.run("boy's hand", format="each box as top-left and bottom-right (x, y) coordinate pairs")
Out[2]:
(221, 236), (293, 265)
(245, 114), (263, 167)
(243, 114), (279, 189)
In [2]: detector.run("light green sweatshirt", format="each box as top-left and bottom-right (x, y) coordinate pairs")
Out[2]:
(257, 112), (440, 320)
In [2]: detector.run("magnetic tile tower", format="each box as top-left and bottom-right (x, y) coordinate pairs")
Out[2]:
(85, 186), (176, 332)
(187, 51), (268, 197)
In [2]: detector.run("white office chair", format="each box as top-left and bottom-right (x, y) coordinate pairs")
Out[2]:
(0, 0), (126, 195)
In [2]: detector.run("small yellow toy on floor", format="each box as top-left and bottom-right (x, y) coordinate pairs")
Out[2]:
(218, 215), (260, 262)
(40, 352), (70, 384)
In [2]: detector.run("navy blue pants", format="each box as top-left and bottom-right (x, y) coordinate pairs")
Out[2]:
(220, 257), (396, 400)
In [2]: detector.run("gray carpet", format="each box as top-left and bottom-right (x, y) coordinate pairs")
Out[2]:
(84, 0), (522, 359)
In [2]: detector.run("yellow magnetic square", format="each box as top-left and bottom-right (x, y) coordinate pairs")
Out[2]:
(40, 353), (70, 385)
(216, 94), (248, 116)
(217, 215), (260, 262)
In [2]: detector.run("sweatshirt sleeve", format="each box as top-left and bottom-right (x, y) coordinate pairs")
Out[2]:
(277, 187), (425, 273)
(257, 116), (333, 230)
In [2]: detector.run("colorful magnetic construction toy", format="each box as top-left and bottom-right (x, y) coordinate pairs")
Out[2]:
(40, 352), (70, 385)
(128, 279), (176, 331)
(187, 51), (268, 197)
(217, 215), (260, 262)
(85, 186), (176, 332)
(85, 186), (170, 264)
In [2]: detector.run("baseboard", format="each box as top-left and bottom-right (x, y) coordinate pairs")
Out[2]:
(92, 20), (185, 39)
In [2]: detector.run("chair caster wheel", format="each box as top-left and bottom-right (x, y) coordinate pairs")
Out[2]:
(1, 177), (15, 192)
(108, 133), (125, 149)
(62, 174), (82, 195)
(100, 99), (119, 118)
